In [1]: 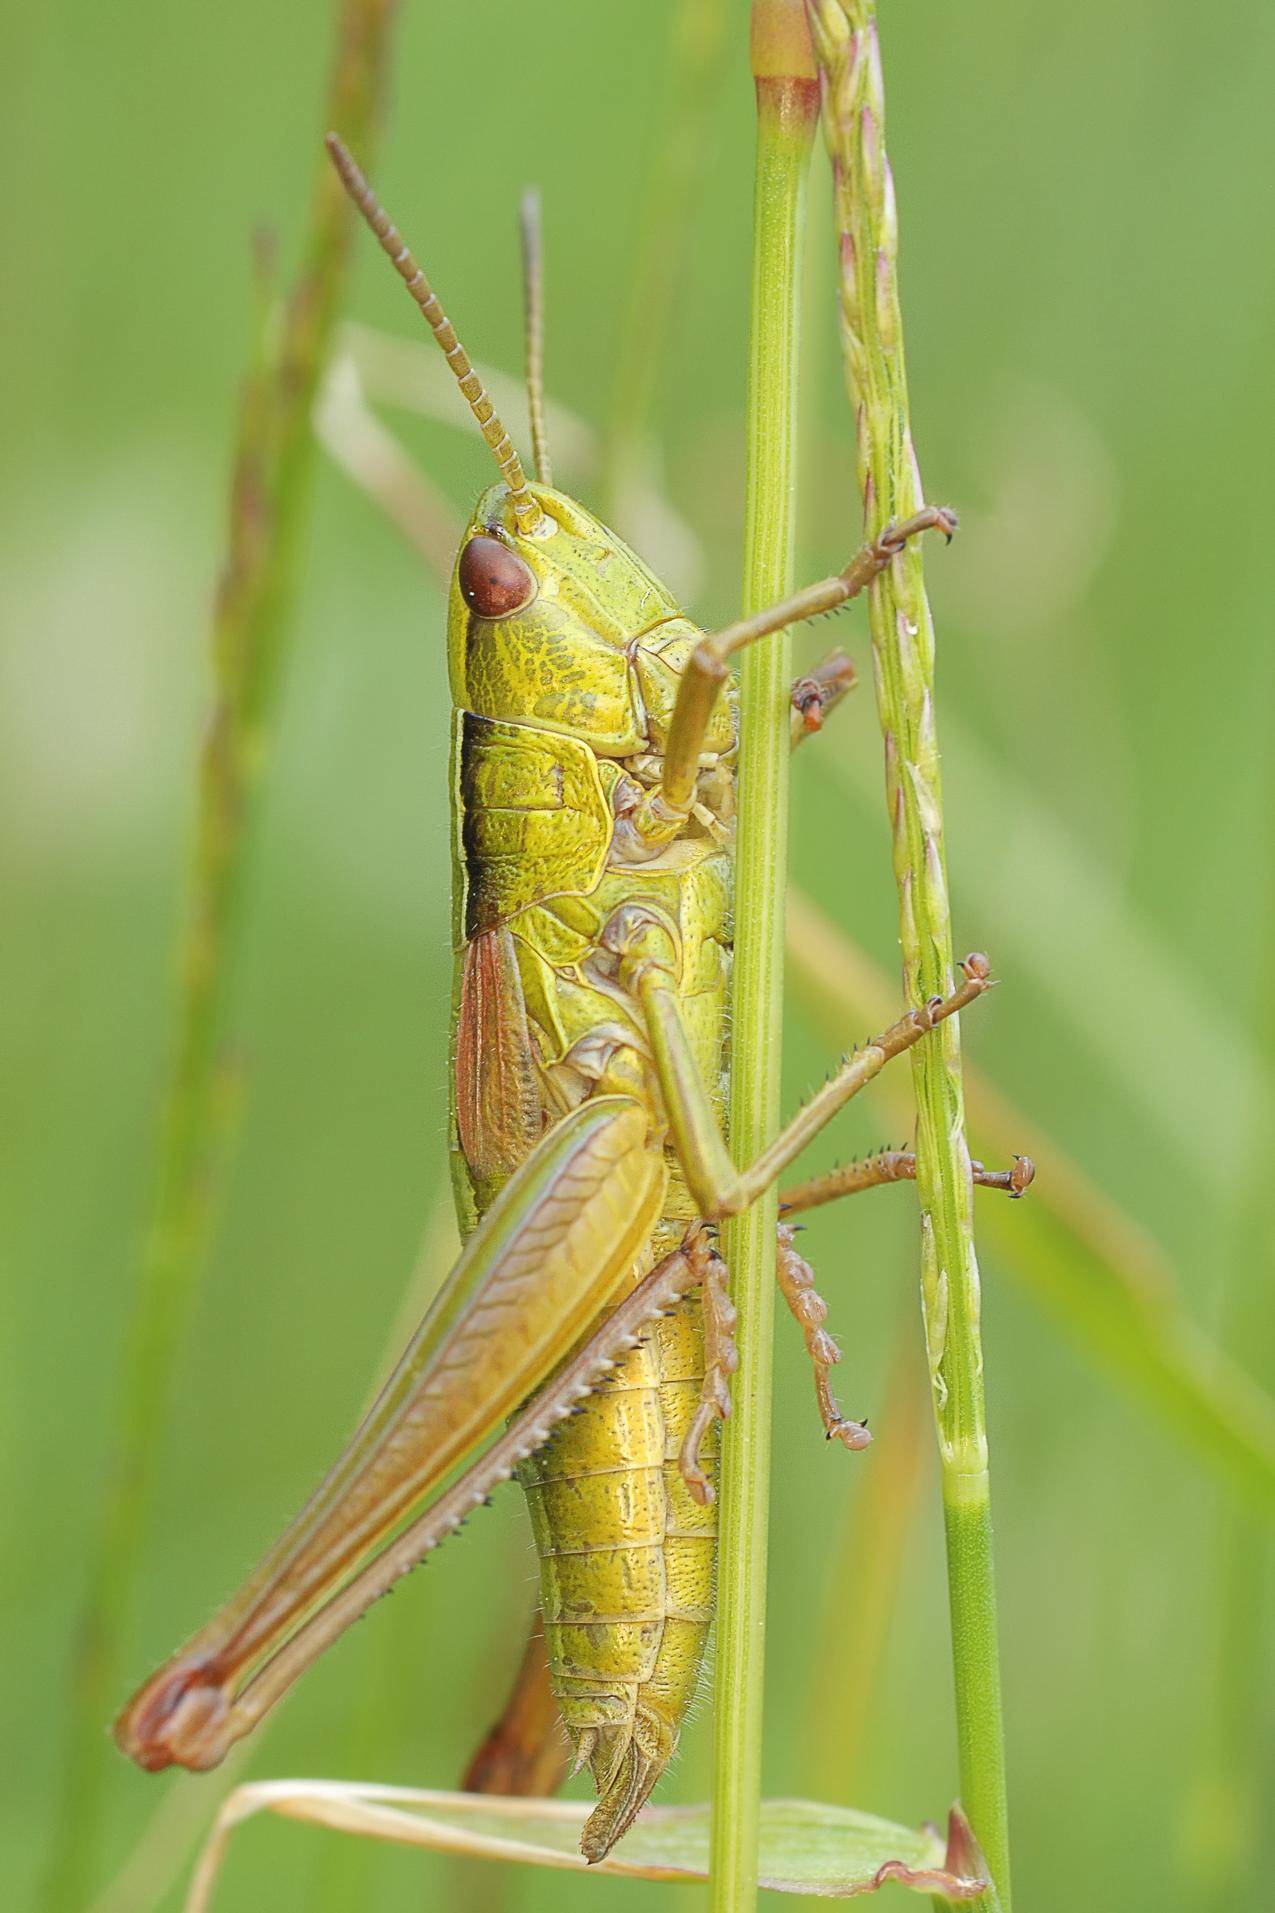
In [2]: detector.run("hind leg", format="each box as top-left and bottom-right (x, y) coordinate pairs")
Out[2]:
(461, 1608), (568, 1799)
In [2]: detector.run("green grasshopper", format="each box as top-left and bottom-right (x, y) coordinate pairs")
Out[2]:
(115, 135), (1029, 1865)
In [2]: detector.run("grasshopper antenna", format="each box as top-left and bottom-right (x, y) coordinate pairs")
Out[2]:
(519, 188), (553, 487)
(326, 133), (549, 538)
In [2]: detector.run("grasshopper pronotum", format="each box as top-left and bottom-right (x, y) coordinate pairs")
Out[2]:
(115, 135), (1029, 1866)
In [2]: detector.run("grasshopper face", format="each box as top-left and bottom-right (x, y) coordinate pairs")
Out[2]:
(448, 484), (685, 754)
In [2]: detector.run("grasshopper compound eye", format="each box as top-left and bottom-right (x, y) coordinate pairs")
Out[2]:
(458, 535), (538, 618)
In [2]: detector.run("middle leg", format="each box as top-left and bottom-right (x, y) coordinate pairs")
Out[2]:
(780, 1149), (1036, 1215)
(773, 1150), (1034, 1448)
(674, 1143), (1034, 1493)
(632, 940), (993, 1222)
(675, 1220), (872, 1500)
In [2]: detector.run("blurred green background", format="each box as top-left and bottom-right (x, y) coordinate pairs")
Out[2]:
(5, 1), (1275, 1907)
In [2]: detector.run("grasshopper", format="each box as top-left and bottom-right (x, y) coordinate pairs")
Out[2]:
(115, 135), (1029, 1866)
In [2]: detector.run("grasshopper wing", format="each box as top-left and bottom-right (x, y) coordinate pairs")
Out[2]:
(116, 1094), (666, 1773)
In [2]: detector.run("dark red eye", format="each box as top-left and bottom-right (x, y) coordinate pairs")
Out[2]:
(458, 536), (537, 618)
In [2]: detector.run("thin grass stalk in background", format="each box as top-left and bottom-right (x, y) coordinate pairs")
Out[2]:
(1198, 1208), (1275, 1903)
(602, 0), (731, 522)
(44, 6), (399, 1906)
(1189, 721), (1275, 1903)
(710, 7), (818, 1908)
(804, 5), (1010, 1901)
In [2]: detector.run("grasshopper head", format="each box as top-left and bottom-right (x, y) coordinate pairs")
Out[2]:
(447, 484), (682, 740)
(324, 138), (684, 739)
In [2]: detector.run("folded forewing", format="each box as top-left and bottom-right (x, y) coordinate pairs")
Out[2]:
(116, 1094), (666, 1772)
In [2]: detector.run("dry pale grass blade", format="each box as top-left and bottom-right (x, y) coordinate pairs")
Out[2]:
(87, 1768), (250, 1913)
(316, 352), (463, 574)
(334, 321), (706, 596)
(185, 1784), (987, 1910)
(815, 707), (1259, 1193)
(342, 320), (597, 480)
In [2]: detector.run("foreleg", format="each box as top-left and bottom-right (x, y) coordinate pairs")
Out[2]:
(628, 506), (957, 848)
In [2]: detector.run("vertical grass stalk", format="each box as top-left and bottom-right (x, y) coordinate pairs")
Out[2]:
(804, 5), (1011, 1902)
(44, 6), (398, 1906)
(710, 7), (817, 1908)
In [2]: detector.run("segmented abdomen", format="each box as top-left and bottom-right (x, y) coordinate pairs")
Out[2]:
(518, 1215), (716, 1859)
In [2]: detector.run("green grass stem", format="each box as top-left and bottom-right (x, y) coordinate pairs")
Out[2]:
(804, 4), (1010, 1900)
(44, 6), (399, 1905)
(709, 6), (817, 1908)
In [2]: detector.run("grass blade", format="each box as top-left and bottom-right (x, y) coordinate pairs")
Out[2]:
(43, 6), (400, 1905)
(187, 1786), (984, 1910)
